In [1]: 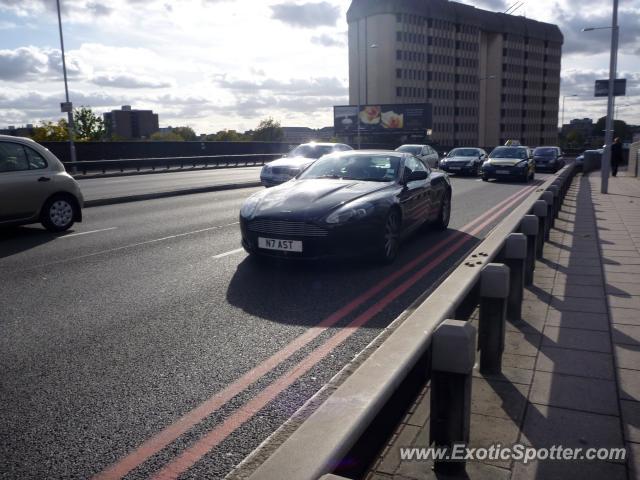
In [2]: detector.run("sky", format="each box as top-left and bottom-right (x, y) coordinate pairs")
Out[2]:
(0, 0), (638, 135)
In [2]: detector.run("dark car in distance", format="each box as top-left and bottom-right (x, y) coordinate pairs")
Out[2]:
(439, 148), (488, 176)
(240, 150), (452, 263)
(482, 146), (535, 182)
(533, 146), (565, 172)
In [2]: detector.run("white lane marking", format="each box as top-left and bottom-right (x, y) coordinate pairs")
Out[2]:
(25, 222), (240, 270)
(58, 227), (118, 238)
(212, 247), (245, 259)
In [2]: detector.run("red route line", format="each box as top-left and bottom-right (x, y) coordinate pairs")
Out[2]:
(93, 184), (537, 480)
(150, 183), (539, 479)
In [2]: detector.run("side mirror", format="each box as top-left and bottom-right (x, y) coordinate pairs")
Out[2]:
(407, 170), (429, 182)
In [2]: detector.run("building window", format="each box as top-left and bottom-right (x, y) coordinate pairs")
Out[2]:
(397, 31), (402, 42)
(397, 87), (402, 97)
(396, 13), (402, 22)
(396, 50), (402, 60)
(396, 68), (402, 79)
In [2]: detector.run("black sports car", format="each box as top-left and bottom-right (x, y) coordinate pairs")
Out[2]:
(239, 150), (452, 263)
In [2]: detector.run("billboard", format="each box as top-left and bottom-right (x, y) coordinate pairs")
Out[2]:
(334, 103), (432, 135)
(594, 79), (626, 97)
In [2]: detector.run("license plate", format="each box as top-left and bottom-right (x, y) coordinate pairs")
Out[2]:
(258, 237), (303, 252)
(496, 169), (510, 174)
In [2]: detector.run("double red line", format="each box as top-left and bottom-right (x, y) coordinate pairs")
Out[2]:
(94, 183), (539, 480)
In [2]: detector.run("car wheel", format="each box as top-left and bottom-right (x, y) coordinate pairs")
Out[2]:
(378, 209), (400, 264)
(482, 175), (489, 182)
(434, 190), (451, 230)
(41, 194), (77, 232)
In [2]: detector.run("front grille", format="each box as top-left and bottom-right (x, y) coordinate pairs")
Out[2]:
(247, 219), (328, 237)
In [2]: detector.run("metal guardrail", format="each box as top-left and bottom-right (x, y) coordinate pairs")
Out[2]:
(247, 163), (576, 480)
(63, 153), (281, 176)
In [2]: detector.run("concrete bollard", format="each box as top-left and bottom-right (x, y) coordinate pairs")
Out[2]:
(430, 319), (476, 475)
(478, 263), (509, 374)
(520, 215), (538, 286)
(547, 185), (560, 219)
(541, 191), (554, 233)
(533, 200), (548, 259)
(504, 233), (527, 321)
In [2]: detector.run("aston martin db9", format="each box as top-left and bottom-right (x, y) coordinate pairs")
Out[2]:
(240, 150), (452, 263)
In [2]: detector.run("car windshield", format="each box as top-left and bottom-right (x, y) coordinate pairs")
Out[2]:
(490, 147), (527, 159)
(395, 145), (422, 155)
(298, 154), (401, 182)
(534, 147), (557, 157)
(289, 144), (336, 159)
(447, 148), (478, 157)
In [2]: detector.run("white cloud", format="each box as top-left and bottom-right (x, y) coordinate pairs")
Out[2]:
(0, 0), (638, 131)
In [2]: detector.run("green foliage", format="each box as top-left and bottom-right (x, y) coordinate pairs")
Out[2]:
(252, 117), (284, 142)
(207, 129), (249, 141)
(150, 131), (185, 141)
(172, 126), (197, 141)
(30, 119), (69, 142)
(593, 116), (629, 140)
(565, 130), (584, 146)
(73, 106), (105, 141)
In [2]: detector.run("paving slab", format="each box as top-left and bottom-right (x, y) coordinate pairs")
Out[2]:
(535, 346), (614, 380)
(542, 325), (612, 353)
(529, 370), (619, 415)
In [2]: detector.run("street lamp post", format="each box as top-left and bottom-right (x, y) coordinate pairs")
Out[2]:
(583, 0), (619, 194)
(56, 0), (77, 170)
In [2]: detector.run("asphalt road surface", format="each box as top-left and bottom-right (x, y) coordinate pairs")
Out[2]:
(78, 167), (262, 203)
(0, 172), (551, 479)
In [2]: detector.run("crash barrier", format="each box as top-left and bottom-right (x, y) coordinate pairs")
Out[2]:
(247, 163), (576, 480)
(63, 154), (281, 176)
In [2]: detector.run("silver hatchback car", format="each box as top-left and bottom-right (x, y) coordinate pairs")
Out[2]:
(0, 135), (84, 232)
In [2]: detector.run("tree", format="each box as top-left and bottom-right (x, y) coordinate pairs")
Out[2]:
(31, 119), (69, 142)
(593, 116), (629, 141)
(252, 117), (284, 142)
(172, 126), (197, 141)
(73, 106), (105, 141)
(566, 130), (584, 147)
(207, 129), (248, 141)
(150, 131), (185, 141)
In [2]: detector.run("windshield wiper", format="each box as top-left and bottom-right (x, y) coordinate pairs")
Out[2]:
(314, 174), (342, 179)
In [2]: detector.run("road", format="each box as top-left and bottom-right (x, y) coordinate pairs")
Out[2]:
(78, 167), (262, 203)
(0, 173), (551, 479)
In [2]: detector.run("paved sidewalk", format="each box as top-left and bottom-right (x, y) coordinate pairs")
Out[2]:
(366, 172), (640, 479)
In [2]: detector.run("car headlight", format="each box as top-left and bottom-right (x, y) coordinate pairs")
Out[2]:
(240, 194), (262, 219)
(516, 160), (528, 168)
(325, 202), (374, 224)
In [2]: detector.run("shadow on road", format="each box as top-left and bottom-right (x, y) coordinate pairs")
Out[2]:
(0, 226), (60, 258)
(226, 226), (481, 327)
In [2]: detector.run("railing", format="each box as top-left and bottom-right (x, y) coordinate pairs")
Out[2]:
(245, 163), (576, 480)
(64, 153), (281, 176)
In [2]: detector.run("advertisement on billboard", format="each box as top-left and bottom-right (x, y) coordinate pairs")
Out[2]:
(333, 103), (432, 135)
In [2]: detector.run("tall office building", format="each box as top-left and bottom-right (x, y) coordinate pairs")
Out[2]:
(347, 0), (563, 147)
(103, 105), (159, 140)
